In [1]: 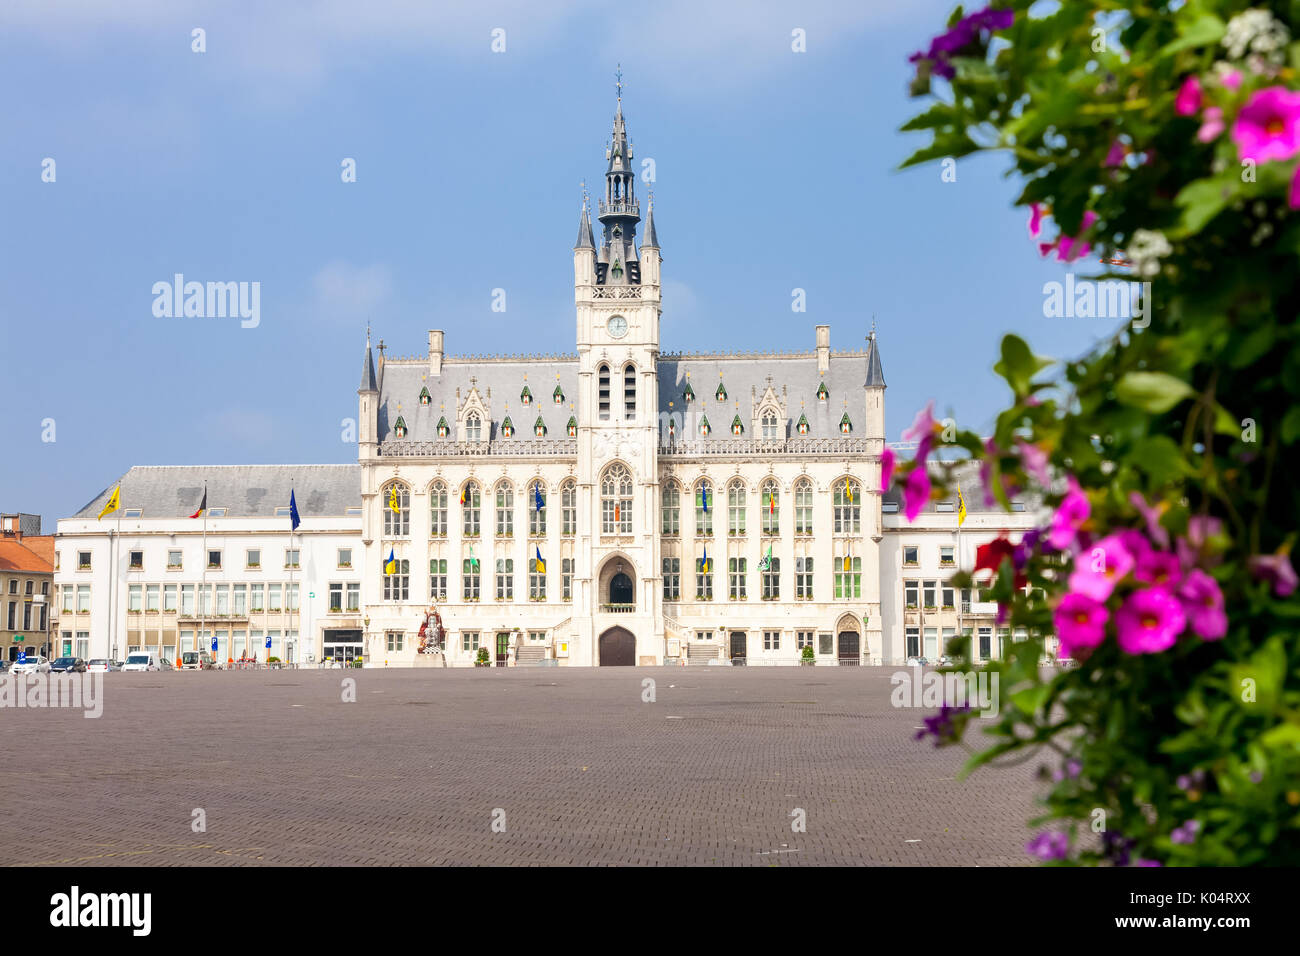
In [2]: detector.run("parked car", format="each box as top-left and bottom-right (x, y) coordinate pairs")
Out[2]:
(86, 659), (120, 673)
(11, 656), (50, 675)
(180, 651), (217, 670)
(49, 657), (87, 673)
(121, 652), (161, 672)
(158, 657), (174, 670)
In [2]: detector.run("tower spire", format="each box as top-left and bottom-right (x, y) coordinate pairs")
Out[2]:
(597, 69), (640, 285)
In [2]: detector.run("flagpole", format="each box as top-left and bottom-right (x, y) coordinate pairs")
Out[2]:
(107, 501), (120, 662)
(200, 480), (207, 667)
(289, 480), (295, 668)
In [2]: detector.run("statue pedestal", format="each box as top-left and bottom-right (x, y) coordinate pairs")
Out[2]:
(412, 651), (446, 668)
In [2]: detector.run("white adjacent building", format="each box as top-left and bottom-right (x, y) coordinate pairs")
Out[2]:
(55, 95), (1041, 668)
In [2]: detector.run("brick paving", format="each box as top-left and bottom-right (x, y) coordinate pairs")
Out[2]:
(0, 667), (1044, 865)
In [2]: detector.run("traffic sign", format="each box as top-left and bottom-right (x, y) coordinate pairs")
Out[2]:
(211, 638), (218, 652)
(265, 637), (272, 649)
(12, 634), (22, 642)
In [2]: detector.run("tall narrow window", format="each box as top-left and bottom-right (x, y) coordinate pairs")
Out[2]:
(761, 557), (780, 600)
(695, 481), (713, 536)
(623, 364), (636, 421)
(429, 559), (447, 601)
(834, 479), (861, 533)
(562, 558), (574, 602)
(662, 482), (680, 535)
(462, 557), (481, 600)
(728, 557), (747, 600)
(383, 484), (410, 537)
(795, 556), (813, 599)
(466, 413), (482, 441)
(598, 364), (611, 421)
(383, 559), (410, 601)
(495, 483), (514, 537)
(662, 557), (680, 600)
(601, 463), (633, 534)
(761, 480), (779, 535)
(761, 410), (779, 440)
(795, 479), (814, 534)
(462, 481), (481, 537)
(528, 558), (546, 600)
(727, 481), (746, 536)
(495, 558), (514, 600)
(561, 481), (577, 536)
(429, 482), (448, 537)
(528, 481), (546, 537)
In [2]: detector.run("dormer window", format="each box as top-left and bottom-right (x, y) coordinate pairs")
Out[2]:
(839, 413), (852, 434)
(553, 384), (565, 404)
(501, 417), (514, 438)
(466, 413), (482, 442)
(436, 416), (450, 439)
(419, 386), (431, 406)
(731, 415), (744, 436)
(761, 410), (778, 440)
(796, 413), (810, 435)
(699, 415), (711, 437)
(683, 382), (695, 404)
(534, 416), (547, 437)
(817, 381), (829, 403)
(612, 258), (623, 279)
(393, 415), (408, 439)
(520, 386), (532, 406)
(566, 416), (577, 438)
(716, 381), (727, 402)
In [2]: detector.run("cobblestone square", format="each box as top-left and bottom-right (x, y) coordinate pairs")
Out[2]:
(0, 668), (1042, 866)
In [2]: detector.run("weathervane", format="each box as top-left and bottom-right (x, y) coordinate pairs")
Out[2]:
(616, 63), (623, 102)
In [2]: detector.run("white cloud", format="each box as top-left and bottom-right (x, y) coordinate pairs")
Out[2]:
(306, 261), (395, 326)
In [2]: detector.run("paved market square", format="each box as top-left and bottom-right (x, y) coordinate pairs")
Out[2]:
(0, 668), (1043, 866)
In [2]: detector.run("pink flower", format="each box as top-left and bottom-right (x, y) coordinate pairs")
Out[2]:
(1117, 529), (1153, 566)
(1175, 75), (1202, 116)
(1135, 549), (1182, 589)
(1104, 140), (1127, 167)
(1051, 210), (1098, 263)
(1128, 492), (1170, 550)
(1176, 516), (1224, 569)
(1054, 593), (1109, 659)
(903, 465), (931, 523)
(1248, 551), (1298, 597)
(1178, 569), (1227, 640)
(880, 447), (896, 491)
(1232, 87), (1300, 163)
(1027, 203), (1046, 237)
(1116, 587), (1186, 654)
(1068, 533), (1135, 602)
(902, 400), (938, 455)
(1197, 106), (1225, 143)
(1220, 69), (1242, 92)
(1049, 477), (1090, 550)
(1016, 439), (1050, 487)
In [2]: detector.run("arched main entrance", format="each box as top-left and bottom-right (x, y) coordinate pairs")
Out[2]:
(598, 627), (636, 666)
(836, 613), (862, 666)
(609, 572), (634, 605)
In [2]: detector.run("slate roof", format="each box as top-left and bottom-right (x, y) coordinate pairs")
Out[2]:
(71, 465), (361, 519)
(378, 360), (580, 444)
(657, 352), (874, 440)
(864, 333), (886, 388)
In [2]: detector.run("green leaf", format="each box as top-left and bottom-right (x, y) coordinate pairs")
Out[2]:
(1131, 434), (1188, 484)
(1282, 405), (1300, 445)
(1115, 371), (1195, 414)
(1158, 13), (1225, 57)
(994, 334), (1053, 396)
(899, 102), (956, 133)
(1173, 176), (1237, 236)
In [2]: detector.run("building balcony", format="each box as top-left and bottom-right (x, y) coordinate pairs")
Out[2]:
(600, 603), (635, 614)
(598, 199), (640, 218)
(659, 436), (874, 457)
(377, 438), (578, 458)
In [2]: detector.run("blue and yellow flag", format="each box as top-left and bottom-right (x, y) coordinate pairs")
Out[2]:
(533, 484), (544, 513)
(957, 483), (968, 527)
(700, 546), (710, 574)
(535, 545), (546, 574)
(384, 547), (397, 575)
(388, 486), (400, 514)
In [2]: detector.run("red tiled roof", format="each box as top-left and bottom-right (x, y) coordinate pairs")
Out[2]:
(0, 538), (54, 574)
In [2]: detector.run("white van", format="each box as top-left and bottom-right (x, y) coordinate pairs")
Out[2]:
(121, 652), (160, 672)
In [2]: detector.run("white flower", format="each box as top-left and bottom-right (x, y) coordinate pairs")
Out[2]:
(1223, 9), (1289, 63)
(1124, 229), (1173, 278)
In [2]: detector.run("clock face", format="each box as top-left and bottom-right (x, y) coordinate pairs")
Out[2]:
(607, 315), (628, 339)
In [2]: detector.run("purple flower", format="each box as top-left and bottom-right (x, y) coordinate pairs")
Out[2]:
(1016, 438), (1050, 487)
(1049, 477), (1090, 550)
(880, 446), (896, 491)
(1054, 592), (1109, 660)
(1170, 820), (1201, 845)
(1135, 549), (1182, 589)
(1025, 831), (1069, 862)
(1178, 569), (1228, 640)
(1104, 139), (1127, 167)
(1068, 533), (1136, 602)
(1175, 75), (1202, 116)
(903, 465), (932, 523)
(1115, 587), (1186, 654)
(914, 703), (972, 747)
(1176, 515), (1224, 569)
(1012, 527), (1044, 571)
(1102, 830), (1135, 867)
(1129, 492), (1170, 550)
(909, 6), (1014, 85)
(1134, 859), (1163, 867)
(1248, 551), (1298, 597)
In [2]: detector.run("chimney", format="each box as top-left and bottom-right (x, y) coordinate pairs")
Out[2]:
(816, 325), (830, 375)
(429, 329), (444, 376)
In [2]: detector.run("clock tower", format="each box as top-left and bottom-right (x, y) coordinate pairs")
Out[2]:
(572, 74), (665, 665)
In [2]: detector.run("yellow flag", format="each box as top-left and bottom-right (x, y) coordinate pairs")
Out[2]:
(957, 483), (968, 527)
(388, 486), (400, 514)
(846, 480), (854, 504)
(97, 484), (120, 521)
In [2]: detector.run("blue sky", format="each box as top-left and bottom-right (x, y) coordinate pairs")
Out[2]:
(1, 0), (1117, 525)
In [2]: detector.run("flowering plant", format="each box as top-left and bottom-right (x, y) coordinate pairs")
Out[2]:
(900, 3), (1300, 865)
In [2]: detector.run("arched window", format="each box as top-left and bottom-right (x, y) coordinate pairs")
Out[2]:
(495, 482), (514, 537)
(528, 480), (546, 537)
(727, 481), (746, 536)
(561, 480), (577, 536)
(761, 480), (779, 534)
(623, 364), (636, 421)
(429, 481), (448, 537)
(695, 480), (713, 536)
(466, 413), (482, 442)
(598, 364), (611, 421)
(795, 479), (814, 535)
(834, 479), (861, 534)
(601, 463), (633, 534)
(761, 410), (779, 440)
(461, 481), (481, 537)
(383, 558), (409, 601)
(662, 482), (680, 535)
(382, 483), (410, 537)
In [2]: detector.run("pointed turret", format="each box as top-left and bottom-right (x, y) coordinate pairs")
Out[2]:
(574, 205), (595, 251)
(864, 328), (886, 388)
(359, 331), (377, 393)
(642, 200), (659, 249)
(597, 67), (641, 286)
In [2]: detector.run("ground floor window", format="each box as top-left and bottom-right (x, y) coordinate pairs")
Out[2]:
(528, 630), (547, 642)
(387, 631), (403, 653)
(662, 557), (680, 600)
(763, 630), (780, 651)
(796, 630), (814, 649)
(906, 627), (920, 658)
(978, 627), (992, 660)
(462, 631), (480, 651)
(923, 627), (938, 659)
(562, 558), (573, 602)
(76, 633), (89, 659)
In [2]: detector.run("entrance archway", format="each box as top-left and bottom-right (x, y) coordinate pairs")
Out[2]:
(598, 627), (635, 666)
(609, 572), (633, 604)
(836, 613), (862, 666)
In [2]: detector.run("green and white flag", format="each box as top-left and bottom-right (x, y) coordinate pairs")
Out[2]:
(757, 544), (773, 572)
